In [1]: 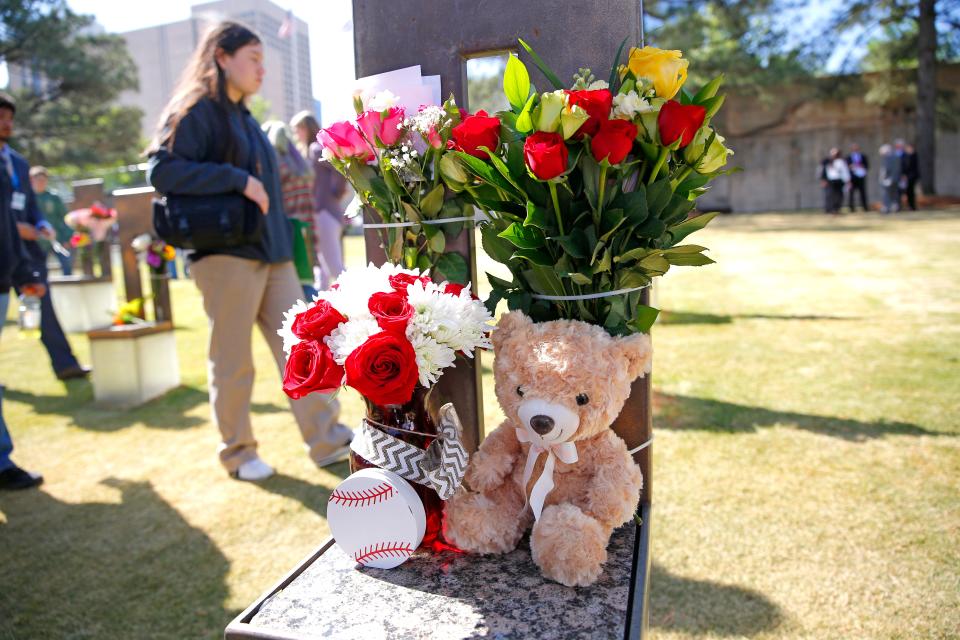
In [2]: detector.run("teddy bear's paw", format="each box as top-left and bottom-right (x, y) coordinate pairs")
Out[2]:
(443, 490), (526, 555)
(530, 504), (609, 587)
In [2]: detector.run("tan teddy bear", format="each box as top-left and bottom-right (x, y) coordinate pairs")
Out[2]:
(443, 311), (651, 587)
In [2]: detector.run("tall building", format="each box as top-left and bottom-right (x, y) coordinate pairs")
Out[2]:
(120, 0), (313, 139)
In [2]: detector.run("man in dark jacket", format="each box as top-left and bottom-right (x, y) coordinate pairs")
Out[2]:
(846, 143), (869, 212)
(0, 92), (88, 380)
(901, 143), (919, 211)
(0, 146), (46, 489)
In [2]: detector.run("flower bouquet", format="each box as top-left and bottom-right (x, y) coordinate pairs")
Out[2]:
(317, 92), (477, 284)
(132, 233), (176, 275)
(66, 202), (117, 275)
(278, 263), (492, 544)
(441, 41), (734, 334)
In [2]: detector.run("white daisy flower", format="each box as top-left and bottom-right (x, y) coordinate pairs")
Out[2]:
(409, 333), (456, 387)
(277, 299), (310, 354)
(325, 316), (383, 364)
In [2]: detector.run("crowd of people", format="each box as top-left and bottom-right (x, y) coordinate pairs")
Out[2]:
(1, 21), (353, 489)
(819, 140), (920, 214)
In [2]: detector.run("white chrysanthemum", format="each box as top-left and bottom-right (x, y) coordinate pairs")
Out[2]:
(612, 90), (648, 120)
(409, 332), (456, 387)
(315, 262), (402, 318)
(277, 299), (310, 354)
(443, 286), (494, 355)
(367, 90), (399, 112)
(325, 316), (382, 364)
(587, 79), (610, 91)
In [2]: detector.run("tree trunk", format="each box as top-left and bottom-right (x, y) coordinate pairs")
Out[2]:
(916, 0), (937, 195)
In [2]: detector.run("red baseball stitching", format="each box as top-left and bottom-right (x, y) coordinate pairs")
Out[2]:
(330, 482), (395, 507)
(353, 541), (415, 565)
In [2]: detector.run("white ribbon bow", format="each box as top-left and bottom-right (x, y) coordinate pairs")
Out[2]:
(515, 427), (579, 521)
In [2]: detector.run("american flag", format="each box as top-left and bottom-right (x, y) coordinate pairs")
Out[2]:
(278, 9), (293, 39)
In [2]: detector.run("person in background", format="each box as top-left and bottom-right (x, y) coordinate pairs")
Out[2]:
(0, 150), (46, 490)
(846, 143), (869, 212)
(901, 142), (919, 211)
(147, 23), (350, 482)
(819, 147), (850, 215)
(878, 144), (901, 214)
(290, 111), (348, 289)
(263, 120), (317, 299)
(0, 92), (89, 381)
(29, 166), (72, 276)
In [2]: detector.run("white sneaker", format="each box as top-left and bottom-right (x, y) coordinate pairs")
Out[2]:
(231, 457), (275, 482)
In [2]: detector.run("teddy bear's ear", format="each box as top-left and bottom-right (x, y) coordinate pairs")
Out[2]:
(491, 311), (533, 353)
(611, 332), (653, 380)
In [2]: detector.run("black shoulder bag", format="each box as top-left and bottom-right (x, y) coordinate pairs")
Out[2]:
(152, 112), (264, 251)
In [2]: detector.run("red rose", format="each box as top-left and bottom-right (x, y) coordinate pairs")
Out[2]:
(345, 331), (419, 407)
(368, 291), (415, 333)
(657, 100), (706, 148)
(451, 110), (501, 159)
(282, 341), (344, 399)
(292, 300), (347, 341)
(524, 131), (569, 181)
(591, 119), (638, 165)
(444, 282), (478, 299)
(389, 272), (431, 293)
(565, 89), (613, 138)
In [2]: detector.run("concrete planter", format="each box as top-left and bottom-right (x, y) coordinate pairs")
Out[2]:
(49, 275), (116, 333)
(87, 322), (180, 407)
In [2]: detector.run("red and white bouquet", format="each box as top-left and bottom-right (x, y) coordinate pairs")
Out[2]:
(278, 263), (492, 407)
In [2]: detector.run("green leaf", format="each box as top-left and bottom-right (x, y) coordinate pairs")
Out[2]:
(518, 38), (565, 90)
(618, 268), (651, 289)
(599, 208), (626, 243)
(646, 177), (673, 217)
(661, 194), (696, 227)
(484, 149), (527, 197)
(609, 35), (629, 89)
(424, 224), (446, 253)
(515, 92), (537, 133)
(498, 222), (545, 249)
(592, 248), (612, 274)
(615, 247), (652, 264)
(486, 273), (516, 289)
(555, 230), (588, 259)
(522, 264), (566, 297)
(484, 287), (505, 315)
(401, 201), (421, 223)
(665, 211), (719, 245)
(664, 252), (715, 267)
(628, 305), (660, 333)
(639, 253), (670, 275)
(634, 215), (667, 238)
(567, 272), (593, 285)
(503, 54), (531, 111)
(420, 184), (445, 217)
(693, 75), (724, 103)
(661, 244), (708, 254)
(580, 153), (600, 211)
(523, 201), (552, 230)
(435, 252), (469, 284)
(455, 151), (519, 197)
(481, 223), (516, 263)
(511, 248), (554, 266)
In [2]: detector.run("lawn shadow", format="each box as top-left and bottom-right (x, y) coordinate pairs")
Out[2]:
(253, 463), (351, 519)
(4, 384), (207, 431)
(655, 392), (944, 441)
(660, 310), (858, 325)
(650, 563), (784, 636)
(0, 478), (239, 638)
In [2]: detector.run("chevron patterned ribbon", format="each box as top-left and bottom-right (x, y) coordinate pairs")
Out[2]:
(350, 403), (468, 500)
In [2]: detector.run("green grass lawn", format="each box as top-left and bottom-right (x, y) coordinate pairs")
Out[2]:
(2, 211), (958, 639)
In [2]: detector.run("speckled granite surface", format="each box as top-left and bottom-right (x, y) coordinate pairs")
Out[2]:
(249, 525), (637, 639)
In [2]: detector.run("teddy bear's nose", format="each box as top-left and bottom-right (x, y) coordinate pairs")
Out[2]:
(530, 415), (555, 435)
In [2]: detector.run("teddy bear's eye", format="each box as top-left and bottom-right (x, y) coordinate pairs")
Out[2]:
(576, 393), (589, 406)
(516, 386), (525, 397)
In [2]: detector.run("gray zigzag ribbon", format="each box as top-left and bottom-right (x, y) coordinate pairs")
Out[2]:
(351, 403), (468, 500)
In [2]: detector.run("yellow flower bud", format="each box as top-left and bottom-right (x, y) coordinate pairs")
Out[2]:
(683, 127), (733, 174)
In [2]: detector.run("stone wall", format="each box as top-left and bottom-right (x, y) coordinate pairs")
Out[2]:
(703, 64), (960, 212)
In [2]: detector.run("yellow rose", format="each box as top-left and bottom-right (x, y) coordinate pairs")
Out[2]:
(627, 46), (689, 100)
(683, 127), (733, 174)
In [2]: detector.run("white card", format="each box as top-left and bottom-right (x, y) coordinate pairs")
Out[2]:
(327, 468), (426, 569)
(11, 192), (25, 211)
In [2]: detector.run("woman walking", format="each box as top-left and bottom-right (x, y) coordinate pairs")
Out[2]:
(290, 111), (348, 289)
(147, 22), (351, 481)
(878, 144), (902, 214)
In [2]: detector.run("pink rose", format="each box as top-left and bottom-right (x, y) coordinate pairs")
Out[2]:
(318, 121), (375, 161)
(357, 107), (406, 147)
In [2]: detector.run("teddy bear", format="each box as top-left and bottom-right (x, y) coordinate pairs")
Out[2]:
(443, 311), (651, 587)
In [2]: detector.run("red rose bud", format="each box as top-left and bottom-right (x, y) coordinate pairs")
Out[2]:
(564, 89), (613, 138)
(345, 331), (419, 407)
(591, 119), (638, 165)
(388, 272), (431, 293)
(368, 291), (416, 333)
(292, 300), (347, 341)
(282, 341), (344, 399)
(451, 110), (501, 159)
(523, 131), (569, 181)
(657, 100), (706, 148)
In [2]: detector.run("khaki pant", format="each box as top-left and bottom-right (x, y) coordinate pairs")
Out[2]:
(191, 255), (344, 472)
